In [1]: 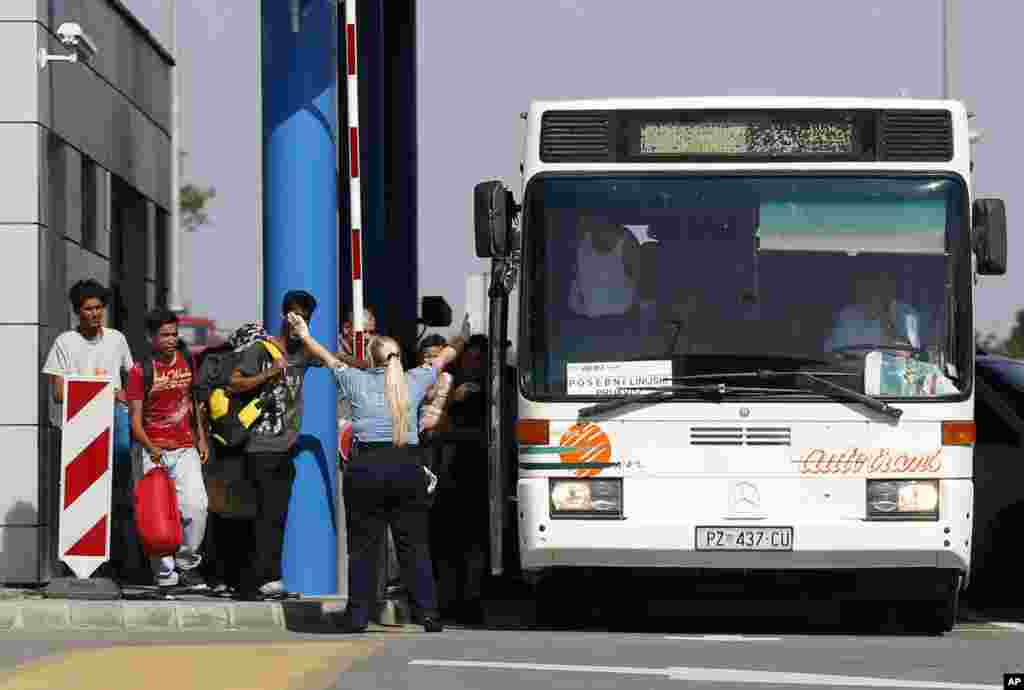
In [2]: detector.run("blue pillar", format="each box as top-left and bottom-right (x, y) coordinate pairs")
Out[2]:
(261, 0), (338, 596)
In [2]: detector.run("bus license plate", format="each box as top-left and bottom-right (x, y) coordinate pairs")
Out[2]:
(695, 527), (793, 551)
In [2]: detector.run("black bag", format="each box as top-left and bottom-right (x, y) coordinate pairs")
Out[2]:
(194, 332), (283, 449)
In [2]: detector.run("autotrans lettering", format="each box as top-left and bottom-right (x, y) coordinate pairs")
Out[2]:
(797, 448), (943, 476)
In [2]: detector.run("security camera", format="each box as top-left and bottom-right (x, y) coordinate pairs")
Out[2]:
(56, 23), (98, 61)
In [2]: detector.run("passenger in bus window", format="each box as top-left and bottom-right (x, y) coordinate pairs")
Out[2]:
(824, 273), (921, 355)
(568, 214), (641, 318)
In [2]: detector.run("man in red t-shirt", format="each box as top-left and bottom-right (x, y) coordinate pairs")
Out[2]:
(126, 308), (209, 590)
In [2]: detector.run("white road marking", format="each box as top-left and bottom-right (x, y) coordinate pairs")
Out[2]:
(665, 667), (999, 688)
(664, 635), (783, 642)
(989, 621), (1024, 632)
(409, 659), (999, 689)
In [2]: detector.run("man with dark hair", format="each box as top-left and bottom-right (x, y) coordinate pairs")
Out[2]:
(42, 279), (139, 581)
(43, 280), (134, 421)
(125, 309), (209, 589)
(338, 306), (377, 368)
(227, 290), (323, 600)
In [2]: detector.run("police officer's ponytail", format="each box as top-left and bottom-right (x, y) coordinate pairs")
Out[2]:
(371, 337), (411, 447)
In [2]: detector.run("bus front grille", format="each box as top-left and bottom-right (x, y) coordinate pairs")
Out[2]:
(690, 426), (792, 446)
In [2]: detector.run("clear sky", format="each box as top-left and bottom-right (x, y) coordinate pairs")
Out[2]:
(127, 0), (1020, 339)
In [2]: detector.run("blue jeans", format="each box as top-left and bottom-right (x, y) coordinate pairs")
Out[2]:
(113, 401), (132, 468)
(104, 401), (149, 582)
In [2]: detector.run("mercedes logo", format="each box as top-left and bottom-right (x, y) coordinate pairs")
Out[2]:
(739, 407), (750, 418)
(731, 481), (761, 513)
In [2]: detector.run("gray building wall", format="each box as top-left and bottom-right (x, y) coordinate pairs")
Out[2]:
(0, 0), (172, 584)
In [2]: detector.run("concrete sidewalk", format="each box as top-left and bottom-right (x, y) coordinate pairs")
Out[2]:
(0, 587), (351, 633)
(3, 585), (1021, 633)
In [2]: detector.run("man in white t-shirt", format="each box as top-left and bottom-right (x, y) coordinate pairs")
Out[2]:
(568, 214), (641, 318)
(42, 280), (134, 427)
(42, 279), (137, 581)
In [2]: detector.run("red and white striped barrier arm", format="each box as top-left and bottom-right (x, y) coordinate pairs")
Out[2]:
(59, 376), (114, 579)
(344, 0), (367, 361)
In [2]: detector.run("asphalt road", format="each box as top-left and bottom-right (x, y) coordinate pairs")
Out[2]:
(0, 616), (1021, 690)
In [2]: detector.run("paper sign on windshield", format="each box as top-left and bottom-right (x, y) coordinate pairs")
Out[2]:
(567, 360), (673, 396)
(864, 352), (959, 397)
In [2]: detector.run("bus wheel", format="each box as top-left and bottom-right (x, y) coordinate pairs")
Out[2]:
(924, 573), (961, 635)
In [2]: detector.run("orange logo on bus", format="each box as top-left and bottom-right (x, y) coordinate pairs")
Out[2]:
(559, 423), (612, 477)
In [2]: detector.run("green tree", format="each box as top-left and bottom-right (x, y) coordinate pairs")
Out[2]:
(1004, 309), (1024, 359)
(180, 183), (217, 232)
(976, 330), (1002, 353)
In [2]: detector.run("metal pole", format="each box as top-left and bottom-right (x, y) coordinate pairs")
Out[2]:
(168, 0), (183, 312)
(344, 1), (366, 361)
(942, 0), (957, 100)
(487, 263), (510, 576)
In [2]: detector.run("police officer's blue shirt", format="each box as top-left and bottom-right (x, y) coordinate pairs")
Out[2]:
(333, 365), (438, 446)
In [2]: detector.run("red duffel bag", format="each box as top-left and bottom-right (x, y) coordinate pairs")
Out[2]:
(134, 465), (182, 557)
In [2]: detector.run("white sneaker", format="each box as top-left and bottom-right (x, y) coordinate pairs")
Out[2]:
(258, 580), (284, 596)
(156, 572), (179, 588)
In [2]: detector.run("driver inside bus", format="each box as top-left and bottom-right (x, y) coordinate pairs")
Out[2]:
(568, 214), (644, 318)
(824, 272), (922, 354)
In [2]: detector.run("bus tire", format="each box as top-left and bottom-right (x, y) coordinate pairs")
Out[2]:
(924, 573), (960, 635)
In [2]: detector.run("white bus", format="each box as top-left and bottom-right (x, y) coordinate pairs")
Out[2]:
(473, 98), (1007, 633)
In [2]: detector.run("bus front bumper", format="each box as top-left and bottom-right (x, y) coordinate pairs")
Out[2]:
(518, 477), (972, 573)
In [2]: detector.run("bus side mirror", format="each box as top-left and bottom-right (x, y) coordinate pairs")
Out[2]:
(974, 198), (1007, 275)
(420, 295), (452, 328)
(474, 181), (516, 259)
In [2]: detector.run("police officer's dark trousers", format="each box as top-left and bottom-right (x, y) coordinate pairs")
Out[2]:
(344, 442), (437, 629)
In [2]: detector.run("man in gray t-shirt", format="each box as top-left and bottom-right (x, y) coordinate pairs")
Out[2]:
(227, 290), (322, 599)
(236, 339), (318, 454)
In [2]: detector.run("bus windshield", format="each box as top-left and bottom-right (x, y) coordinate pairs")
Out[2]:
(521, 175), (970, 400)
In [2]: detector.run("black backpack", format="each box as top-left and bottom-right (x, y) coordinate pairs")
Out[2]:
(141, 338), (195, 400)
(193, 335), (284, 449)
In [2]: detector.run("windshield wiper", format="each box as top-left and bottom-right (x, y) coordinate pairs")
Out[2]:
(669, 370), (858, 382)
(793, 370), (902, 420)
(671, 370), (901, 420)
(578, 383), (806, 419)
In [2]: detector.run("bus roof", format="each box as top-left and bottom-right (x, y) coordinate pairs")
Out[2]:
(528, 96), (967, 116)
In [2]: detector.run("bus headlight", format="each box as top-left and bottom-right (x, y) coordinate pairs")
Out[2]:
(866, 480), (939, 520)
(549, 478), (623, 518)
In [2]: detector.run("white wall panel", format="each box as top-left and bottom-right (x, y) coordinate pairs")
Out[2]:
(0, 526), (40, 584)
(0, 124), (42, 225)
(0, 326), (39, 425)
(0, 0), (46, 22)
(0, 427), (40, 525)
(0, 227), (40, 324)
(0, 23), (40, 123)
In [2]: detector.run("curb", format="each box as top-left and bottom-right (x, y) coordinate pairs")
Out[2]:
(0, 599), (349, 633)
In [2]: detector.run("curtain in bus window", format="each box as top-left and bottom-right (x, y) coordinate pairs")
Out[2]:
(757, 199), (946, 254)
